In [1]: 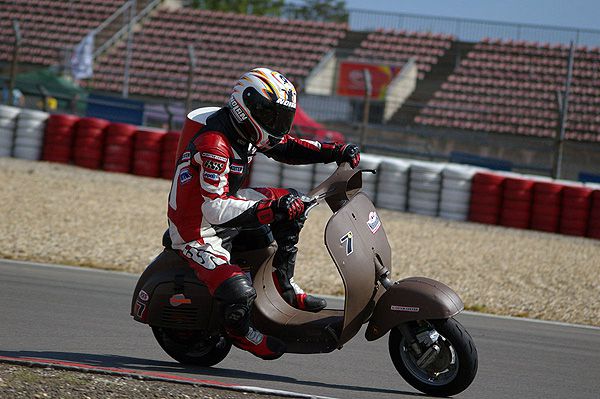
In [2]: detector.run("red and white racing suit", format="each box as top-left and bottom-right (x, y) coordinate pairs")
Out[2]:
(167, 107), (340, 295)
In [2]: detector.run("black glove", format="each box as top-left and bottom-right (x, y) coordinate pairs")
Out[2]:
(272, 194), (305, 221)
(335, 143), (360, 169)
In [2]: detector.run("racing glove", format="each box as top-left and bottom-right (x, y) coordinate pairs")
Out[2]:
(255, 194), (305, 225)
(334, 143), (360, 169)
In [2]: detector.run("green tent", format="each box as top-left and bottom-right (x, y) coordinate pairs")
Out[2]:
(14, 68), (88, 112)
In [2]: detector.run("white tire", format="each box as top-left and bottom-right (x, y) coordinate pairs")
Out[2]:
(359, 153), (382, 170)
(0, 118), (16, 129)
(18, 109), (49, 121)
(443, 164), (478, 180)
(442, 177), (472, 191)
(0, 105), (20, 119)
(16, 127), (45, 140)
(0, 127), (15, 140)
(410, 180), (441, 193)
(440, 188), (471, 204)
(409, 190), (440, 203)
(377, 193), (407, 211)
(0, 135), (12, 146)
(13, 145), (41, 160)
(14, 136), (43, 147)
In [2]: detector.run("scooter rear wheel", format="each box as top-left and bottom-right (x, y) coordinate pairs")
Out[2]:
(152, 326), (231, 367)
(389, 318), (478, 397)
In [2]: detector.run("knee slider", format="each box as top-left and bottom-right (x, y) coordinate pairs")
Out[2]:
(214, 275), (256, 331)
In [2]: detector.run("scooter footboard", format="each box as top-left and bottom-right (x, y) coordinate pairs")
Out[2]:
(365, 277), (464, 341)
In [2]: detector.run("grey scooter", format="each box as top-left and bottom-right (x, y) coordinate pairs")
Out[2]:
(131, 163), (478, 397)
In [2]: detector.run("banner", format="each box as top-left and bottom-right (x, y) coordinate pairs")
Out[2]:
(71, 32), (95, 80)
(336, 61), (402, 99)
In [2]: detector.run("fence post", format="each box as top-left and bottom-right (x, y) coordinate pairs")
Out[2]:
(9, 19), (22, 106)
(122, 0), (136, 98)
(186, 44), (197, 113)
(552, 41), (575, 179)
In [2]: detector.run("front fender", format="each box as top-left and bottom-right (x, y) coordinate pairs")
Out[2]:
(365, 277), (464, 341)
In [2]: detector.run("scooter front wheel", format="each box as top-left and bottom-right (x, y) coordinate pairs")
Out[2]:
(388, 318), (478, 397)
(152, 326), (231, 367)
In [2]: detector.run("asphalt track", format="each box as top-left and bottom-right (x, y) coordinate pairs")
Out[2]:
(1, 259), (599, 399)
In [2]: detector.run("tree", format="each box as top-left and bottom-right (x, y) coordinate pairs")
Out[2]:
(191, 0), (285, 16)
(287, 0), (348, 23)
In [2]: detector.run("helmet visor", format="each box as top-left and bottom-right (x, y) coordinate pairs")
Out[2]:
(243, 87), (295, 138)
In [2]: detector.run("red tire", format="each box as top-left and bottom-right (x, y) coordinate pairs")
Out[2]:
(472, 173), (505, 186)
(103, 162), (131, 173)
(468, 212), (498, 225)
(471, 184), (502, 196)
(534, 182), (564, 195)
(104, 144), (133, 159)
(504, 177), (534, 192)
(78, 117), (110, 130)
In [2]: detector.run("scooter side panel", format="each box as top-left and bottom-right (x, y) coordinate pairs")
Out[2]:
(325, 192), (391, 345)
(365, 277), (464, 341)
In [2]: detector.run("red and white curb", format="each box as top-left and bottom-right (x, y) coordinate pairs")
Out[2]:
(0, 355), (337, 399)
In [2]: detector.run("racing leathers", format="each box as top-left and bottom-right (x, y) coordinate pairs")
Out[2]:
(167, 107), (357, 359)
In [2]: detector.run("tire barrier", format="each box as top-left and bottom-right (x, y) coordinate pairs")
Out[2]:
(5, 106), (600, 242)
(13, 109), (48, 160)
(499, 177), (535, 229)
(0, 105), (20, 157)
(42, 114), (80, 163)
(133, 129), (164, 178)
(314, 161), (337, 187)
(282, 163), (314, 194)
(530, 181), (563, 233)
(73, 117), (110, 169)
(468, 172), (505, 225)
(249, 153), (282, 187)
(559, 185), (592, 237)
(376, 158), (409, 211)
(161, 132), (180, 180)
(439, 165), (477, 221)
(408, 161), (445, 217)
(359, 154), (381, 201)
(588, 189), (600, 239)
(103, 123), (138, 174)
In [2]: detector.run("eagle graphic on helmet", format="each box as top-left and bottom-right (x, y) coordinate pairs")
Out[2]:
(228, 68), (297, 150)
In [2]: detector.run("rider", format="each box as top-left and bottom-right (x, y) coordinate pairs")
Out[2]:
(167, 67), (360, 360)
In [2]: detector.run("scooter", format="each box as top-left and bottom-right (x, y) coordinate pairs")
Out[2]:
(131, 162), (478, 397)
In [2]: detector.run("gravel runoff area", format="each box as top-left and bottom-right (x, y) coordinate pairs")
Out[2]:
(1, 157), (599, 327)
(0, 364), (284, 399)
(2, 157), (599, 397)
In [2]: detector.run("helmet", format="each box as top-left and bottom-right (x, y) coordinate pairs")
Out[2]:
(228, 68), (297, 150)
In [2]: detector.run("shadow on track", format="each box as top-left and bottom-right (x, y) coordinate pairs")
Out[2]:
(0, 351), (426, 397)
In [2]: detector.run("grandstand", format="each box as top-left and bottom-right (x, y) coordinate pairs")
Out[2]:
(1, 1), (599, 178)
(415, 38), (600, 142)
(89, 7), (347, 103)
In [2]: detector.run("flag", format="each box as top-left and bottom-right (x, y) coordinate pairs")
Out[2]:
(71, 32), (95, 80)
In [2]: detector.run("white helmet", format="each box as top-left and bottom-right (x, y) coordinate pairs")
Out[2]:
(228, 67), (297, 150)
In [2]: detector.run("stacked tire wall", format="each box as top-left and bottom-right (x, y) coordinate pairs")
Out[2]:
(42, 114), (80, 163)
(0, 105), (19, 157)
(13, 109), (48, 160)
(2, 106), (600, 241)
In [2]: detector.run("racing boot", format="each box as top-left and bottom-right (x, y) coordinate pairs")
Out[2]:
(272, 216), (327, 312)
(227, 326), (286, 360)
(272, 247), (327, 312)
